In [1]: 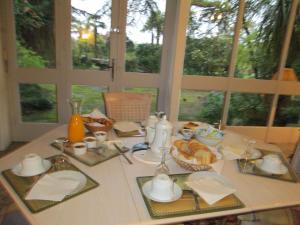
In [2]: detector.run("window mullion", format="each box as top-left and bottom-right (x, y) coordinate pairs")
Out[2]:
(222, 0), (245, 126)
(55, 0), (72, 124)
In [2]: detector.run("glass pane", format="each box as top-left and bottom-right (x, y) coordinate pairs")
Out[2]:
(183, 1), (237, 76)
(72, 85), (108, 114)
(274, 95), (300, 127)
(228, 93), (272, 126)
(235, 1), (290, 79)
(125, 0), (166, 73)
(71, 0), (111, 70)
(14, 0), (55, 68)
(124, 87), (158, 112)
(19, 84), (57, 122)
(179, 90), (224, 124)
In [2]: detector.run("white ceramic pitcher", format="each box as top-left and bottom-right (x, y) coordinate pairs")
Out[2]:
(150, 115), (172, 155)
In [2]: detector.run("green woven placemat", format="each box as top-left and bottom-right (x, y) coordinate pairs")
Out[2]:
(237, 149), (298, 183)
(137, 173), (244, 219)
(51, 140), (128, 167)
(2, 155), (99, 213)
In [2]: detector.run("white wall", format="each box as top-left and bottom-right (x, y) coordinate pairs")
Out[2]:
(0, 28), (11, 150)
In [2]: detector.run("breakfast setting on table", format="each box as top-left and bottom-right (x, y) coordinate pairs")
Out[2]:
(1, 98), (298, 221)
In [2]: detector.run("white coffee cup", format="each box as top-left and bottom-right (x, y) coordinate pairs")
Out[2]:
(150, 174), (174, 201)
(83, 136), (97, 148)
(73, 142), (87, 155)
(94, 131), (107, 143)
(260, 154), (283, 172)
(181, 129), (194, 140)
(21, 153), (46, 176)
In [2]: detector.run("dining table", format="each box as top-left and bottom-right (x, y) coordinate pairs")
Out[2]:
(0, 123), (300, 225)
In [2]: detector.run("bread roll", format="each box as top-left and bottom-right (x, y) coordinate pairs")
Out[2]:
(173, 139), (216, 165)
(183, 122), (199, 130)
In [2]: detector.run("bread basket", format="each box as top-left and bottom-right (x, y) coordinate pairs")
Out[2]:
(170, 147), (212, 171)
(82, 117), (114, 133)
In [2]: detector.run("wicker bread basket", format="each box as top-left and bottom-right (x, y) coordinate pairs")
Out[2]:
(170, 147), (212, 171)
(82, 117), (114, 133)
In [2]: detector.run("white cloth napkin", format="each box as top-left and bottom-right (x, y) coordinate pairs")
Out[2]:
(211, 160), (225, 174)
(113, 121), (140, 132)
(185, 178), (236, 205)
(25, 174), (80, 201)
(221, 145), (245, 160)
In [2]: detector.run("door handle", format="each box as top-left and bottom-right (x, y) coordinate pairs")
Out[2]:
(99, 58), (115, 81)
(111, 58), (115, 81)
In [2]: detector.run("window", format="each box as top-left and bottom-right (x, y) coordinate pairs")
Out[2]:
(179, 90), (224, 124)
(228, 93), (272, 126)
(125, 0), (166, 73)
(183, 1), (237, 76)
(14, 0), (56, 68)
(274, 95), (300, 127)
(235, 1), (288, 80)
(71, 0), (111, 70)
(72, 85), (107, 114)
(19, 83), (57, 123)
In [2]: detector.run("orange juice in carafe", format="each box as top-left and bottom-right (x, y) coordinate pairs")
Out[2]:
(68, 99), (85, 143)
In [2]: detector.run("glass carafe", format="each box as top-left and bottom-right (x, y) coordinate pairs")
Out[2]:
(68, 99), (85, 143)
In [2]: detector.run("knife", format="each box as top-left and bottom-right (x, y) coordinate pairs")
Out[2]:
(113, 143), (133, 165)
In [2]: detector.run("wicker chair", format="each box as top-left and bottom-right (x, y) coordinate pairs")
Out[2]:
(290, 138), (300, 179)
(103, 92), (152, 122)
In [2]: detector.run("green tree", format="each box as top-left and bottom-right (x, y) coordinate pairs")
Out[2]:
(142, 10), (164, 45)
(135, 44), (161, 73)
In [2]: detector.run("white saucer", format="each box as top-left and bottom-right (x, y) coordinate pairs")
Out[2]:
(255, 159), (288, 175)
(132, 150), (171, 165)
(142, 180), (182, 203)
(12, 160), (52, 177)
(50, 170), (87, 195)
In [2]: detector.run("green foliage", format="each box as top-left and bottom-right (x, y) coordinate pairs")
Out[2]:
(198, 92), (224, 124)
(134, 44), (161, 73)
(274, 96), (300, 126)
(16, 42), (48, 68)
(184, 36), (232, 76)
(20, 84), (55, 116)
(228, 93), (272, 126)
(14, 0), (55, 67)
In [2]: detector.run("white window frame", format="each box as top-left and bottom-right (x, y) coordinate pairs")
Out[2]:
(1, 0), (300, 143)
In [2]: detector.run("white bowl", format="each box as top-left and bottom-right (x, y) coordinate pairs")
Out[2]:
(195, 127), (224, 146)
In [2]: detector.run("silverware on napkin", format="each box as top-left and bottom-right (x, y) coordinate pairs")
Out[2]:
(113, 143), (133, 165)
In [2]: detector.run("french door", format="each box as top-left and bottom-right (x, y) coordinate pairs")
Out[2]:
(3, 0), (169, 141)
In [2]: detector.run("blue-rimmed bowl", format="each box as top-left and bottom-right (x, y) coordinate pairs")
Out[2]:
(195, 127), (224, 146)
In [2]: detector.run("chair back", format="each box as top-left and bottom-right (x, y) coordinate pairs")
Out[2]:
(103, 92), (152, 122)
(291, 138), (300, 179)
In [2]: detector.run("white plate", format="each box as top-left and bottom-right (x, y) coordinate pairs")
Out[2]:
(50, 170), (87, 195)
(142, 180), (182, 203)
(12, 160), (52, 177)
(187, 171), (234, 189)
(255, 159), (288, 175)
(132, 150), (171, 165)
